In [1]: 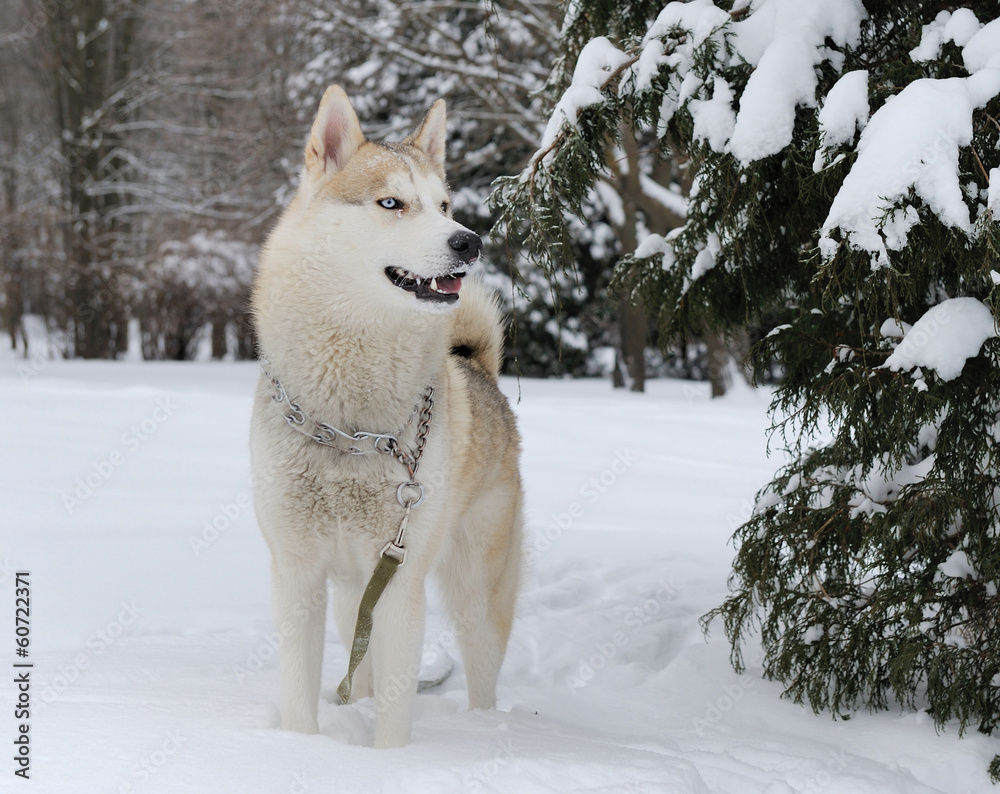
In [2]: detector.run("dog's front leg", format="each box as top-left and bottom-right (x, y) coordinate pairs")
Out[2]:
(271, 559), (328, 734)
(369, 574), (426, 748)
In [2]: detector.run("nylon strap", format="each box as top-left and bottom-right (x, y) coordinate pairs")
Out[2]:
(336, 553), (402, 704)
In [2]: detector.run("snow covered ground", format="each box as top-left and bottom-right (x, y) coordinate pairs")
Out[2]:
(1, 351), (997, 793)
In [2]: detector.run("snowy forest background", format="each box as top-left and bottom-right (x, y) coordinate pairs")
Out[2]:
(0, 0), (710, 386)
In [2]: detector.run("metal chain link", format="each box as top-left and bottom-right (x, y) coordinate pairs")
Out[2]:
(388, 386), (434, 480)
(261, 362), (434, 566)
(263, 361), (431, 463)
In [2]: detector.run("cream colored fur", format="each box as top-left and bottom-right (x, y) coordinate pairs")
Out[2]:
(249, 85), (523, 749)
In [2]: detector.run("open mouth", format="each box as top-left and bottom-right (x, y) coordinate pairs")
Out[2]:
(385, 266), (465, 303)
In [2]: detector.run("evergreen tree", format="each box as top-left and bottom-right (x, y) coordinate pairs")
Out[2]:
(491, 0), (1000, 769)
(492, 0), (692, 383)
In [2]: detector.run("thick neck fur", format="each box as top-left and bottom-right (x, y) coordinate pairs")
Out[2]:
(254, 259), (451, 435)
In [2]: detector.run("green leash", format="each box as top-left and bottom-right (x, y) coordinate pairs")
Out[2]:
(335, 529), (453, 703)
(335, 489), (416, 705)
(336, 387), (437, 705)
(336, 552), (402, 704)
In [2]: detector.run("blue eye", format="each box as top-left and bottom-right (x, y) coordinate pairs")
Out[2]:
(378, 198), (400, 210)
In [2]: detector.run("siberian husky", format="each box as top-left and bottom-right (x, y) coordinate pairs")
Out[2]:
(249, 86), (523, 748)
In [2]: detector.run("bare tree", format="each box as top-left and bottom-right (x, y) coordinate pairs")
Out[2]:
(41, 0), (152, 358)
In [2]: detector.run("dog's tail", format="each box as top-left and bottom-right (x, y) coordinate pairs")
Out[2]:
(449, 279), (505, 380)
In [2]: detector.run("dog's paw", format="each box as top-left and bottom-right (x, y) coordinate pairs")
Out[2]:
(417, 650), (455, 693)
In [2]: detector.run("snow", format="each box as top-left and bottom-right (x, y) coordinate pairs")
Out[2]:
(879, 318), (912, 339)
(643, 0), (730, 49)
(2, 351), (999, 792)
(989, 166), (1000, 216)
(817, 69), (869, 149)
(883, 297), (997, 382)
(910, 11), (952, 63)
(819, 72), (1000, 266)
(818, 7), (1000, 266)
(634, 233), (668, 260)
(939, 550), (977, 580)
(639, 172), (688, 220)
(627, 0), (999, 272)
(630, 0), (868, 164)
(592, 180), (626, 229)
(632, 0), (730, 125)
(948, 9), (985, 49)
(536, 37), (632, 157)
(727, 0), (867, 165)
(849, 454), (936, 519)
(689, 77), (736, 152)
(631, 41), (668, 98)
(157, 231), (257, 295)
(911, 10), (983, 63)
(632, 231), (684, 275)
(690, 233), (721, 281)
(963, 17), (1000, 73)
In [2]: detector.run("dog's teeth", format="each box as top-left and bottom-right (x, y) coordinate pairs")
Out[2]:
(431, 278), (438, 292)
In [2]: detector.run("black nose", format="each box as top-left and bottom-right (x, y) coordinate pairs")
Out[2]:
(448, 231), (482, 264)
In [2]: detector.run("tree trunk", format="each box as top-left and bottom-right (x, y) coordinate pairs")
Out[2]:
(211, 320), (227, 360)
(616, 301), (646, 392)
(48, 0), (139, 358)
(0, 51), (25, 353)
(613, 123), (647, 392)
(705, 329), (752, 398)
(705, 332), (729, 398)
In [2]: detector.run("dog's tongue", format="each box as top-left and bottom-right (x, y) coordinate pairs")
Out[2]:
(437, 275), (462, 294)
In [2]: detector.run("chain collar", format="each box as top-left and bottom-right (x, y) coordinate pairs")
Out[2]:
(262, 362), (434, 477)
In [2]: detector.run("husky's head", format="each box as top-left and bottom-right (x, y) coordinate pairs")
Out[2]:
(294, 86), (481, 315)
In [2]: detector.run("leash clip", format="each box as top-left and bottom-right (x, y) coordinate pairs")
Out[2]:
(381, 498), (417, 567)
(379, 541), (406, 566)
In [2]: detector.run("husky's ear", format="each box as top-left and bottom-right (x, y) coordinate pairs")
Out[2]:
(304, 85), (365, 181)
(407, 99), (447, 177)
